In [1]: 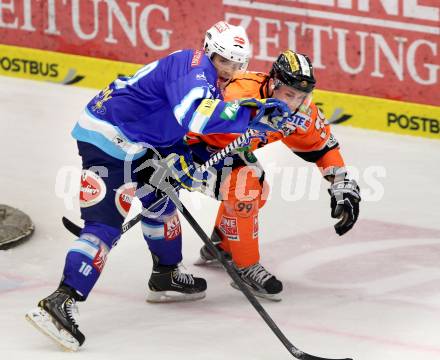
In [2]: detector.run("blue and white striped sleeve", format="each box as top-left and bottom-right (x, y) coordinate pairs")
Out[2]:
(165, 74), (252, 135)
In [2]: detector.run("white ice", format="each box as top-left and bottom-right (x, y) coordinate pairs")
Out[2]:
(1, 75), (440, 360)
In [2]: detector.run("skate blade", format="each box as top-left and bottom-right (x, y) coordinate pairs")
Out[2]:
(194, 256), (222, 268)
(230, 282), (282, 302)
(146, 290), (206, 303)
(25, 307), (80, 351)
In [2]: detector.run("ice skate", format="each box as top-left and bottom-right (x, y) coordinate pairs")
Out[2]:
(193, 242), (226, 268)
(231, 263), (283, 302)
(194, 228), (229, 267)
(147, 256), (207, 303)
(25, 285), (85, 351)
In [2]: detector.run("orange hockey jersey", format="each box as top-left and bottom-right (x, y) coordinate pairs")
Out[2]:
(188, 72), (344, 174)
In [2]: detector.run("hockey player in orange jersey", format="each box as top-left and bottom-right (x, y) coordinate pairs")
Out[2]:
(188, 50), (361, 301)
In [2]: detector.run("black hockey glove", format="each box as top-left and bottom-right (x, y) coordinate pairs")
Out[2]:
(328, 178), (361, 236)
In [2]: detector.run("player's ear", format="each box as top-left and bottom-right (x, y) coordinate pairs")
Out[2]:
(269, 78), (276, 90)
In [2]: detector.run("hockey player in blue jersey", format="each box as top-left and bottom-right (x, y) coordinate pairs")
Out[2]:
(25, 21), (293, 351)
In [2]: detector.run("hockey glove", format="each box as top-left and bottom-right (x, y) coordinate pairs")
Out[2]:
(165, 151), (209, 192)
(240, 98), (293, 133)
(328, 178), (361, 236)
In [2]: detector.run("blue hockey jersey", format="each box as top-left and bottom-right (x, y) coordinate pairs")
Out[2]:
(72, 49), (252, 160)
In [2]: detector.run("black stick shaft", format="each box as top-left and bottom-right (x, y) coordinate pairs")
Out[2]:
(166, 190), (352, 360)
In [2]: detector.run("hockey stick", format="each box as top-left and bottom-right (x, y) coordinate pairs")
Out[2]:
(61, 130), (353, 359)
(61, 188), (353, 360)
(160, 185), (353, 360)
(62, 185), (353, 360)
(62, 129), (256, 237)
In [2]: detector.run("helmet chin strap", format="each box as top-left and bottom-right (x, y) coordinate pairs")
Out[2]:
(292, 93), (313, 116)
(302, 93), (313, 108)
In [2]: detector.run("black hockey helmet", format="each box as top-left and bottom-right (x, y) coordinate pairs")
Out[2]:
(270, 50), (316, 93)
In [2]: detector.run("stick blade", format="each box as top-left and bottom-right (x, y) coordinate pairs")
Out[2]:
(62, 217), (82, 237)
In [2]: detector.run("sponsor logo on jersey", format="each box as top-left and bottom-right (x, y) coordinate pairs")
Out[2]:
(191, 50), (203, 67)
(115, 182), (136, 217)
(220, 100), (240, 120)
(387, 113), (439, 134)
(196, 72), (207, 81)
(290, 113), (311, 131)
(92, 246), (108, 272)
(79, 170), (106, 207)
(326, 133), (339, 148)
(197, 98), (220, 117)
(164, 214), (181, 240)
(92, 85), (113, 114)
(253, 215), (258, 239)
(219, 216), (239, 241)
(208, 83), (220, 98)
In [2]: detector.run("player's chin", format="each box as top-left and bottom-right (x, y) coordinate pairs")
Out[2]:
(217, 77), (231, 90)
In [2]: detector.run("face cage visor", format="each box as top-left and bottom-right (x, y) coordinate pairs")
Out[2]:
(273, 78), (313, 114)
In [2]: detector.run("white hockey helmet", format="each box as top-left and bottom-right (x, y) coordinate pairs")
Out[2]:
(204, 21), (250, 71)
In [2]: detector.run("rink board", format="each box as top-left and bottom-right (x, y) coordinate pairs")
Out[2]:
(314, 90), (440, 140)
(1, 43), (439, 140)
(0, 44), (142, 89)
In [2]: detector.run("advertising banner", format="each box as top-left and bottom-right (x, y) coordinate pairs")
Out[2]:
(0, 43), (142, 87)
(1, 0), (439, 138)
(315, 90), (440, 139)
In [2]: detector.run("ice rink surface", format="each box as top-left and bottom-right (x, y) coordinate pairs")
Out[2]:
(1, 76), (440, 360)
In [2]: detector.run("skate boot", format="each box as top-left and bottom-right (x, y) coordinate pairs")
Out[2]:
(147, 256), (207, 303)
(231, 263), (283, 301)
(194, 228), (229, 267)
(25, 285), (85, 351)
(194, 243), (224, 267)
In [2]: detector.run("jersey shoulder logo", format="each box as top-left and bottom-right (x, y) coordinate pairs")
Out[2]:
(191, 50), (204, 67)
